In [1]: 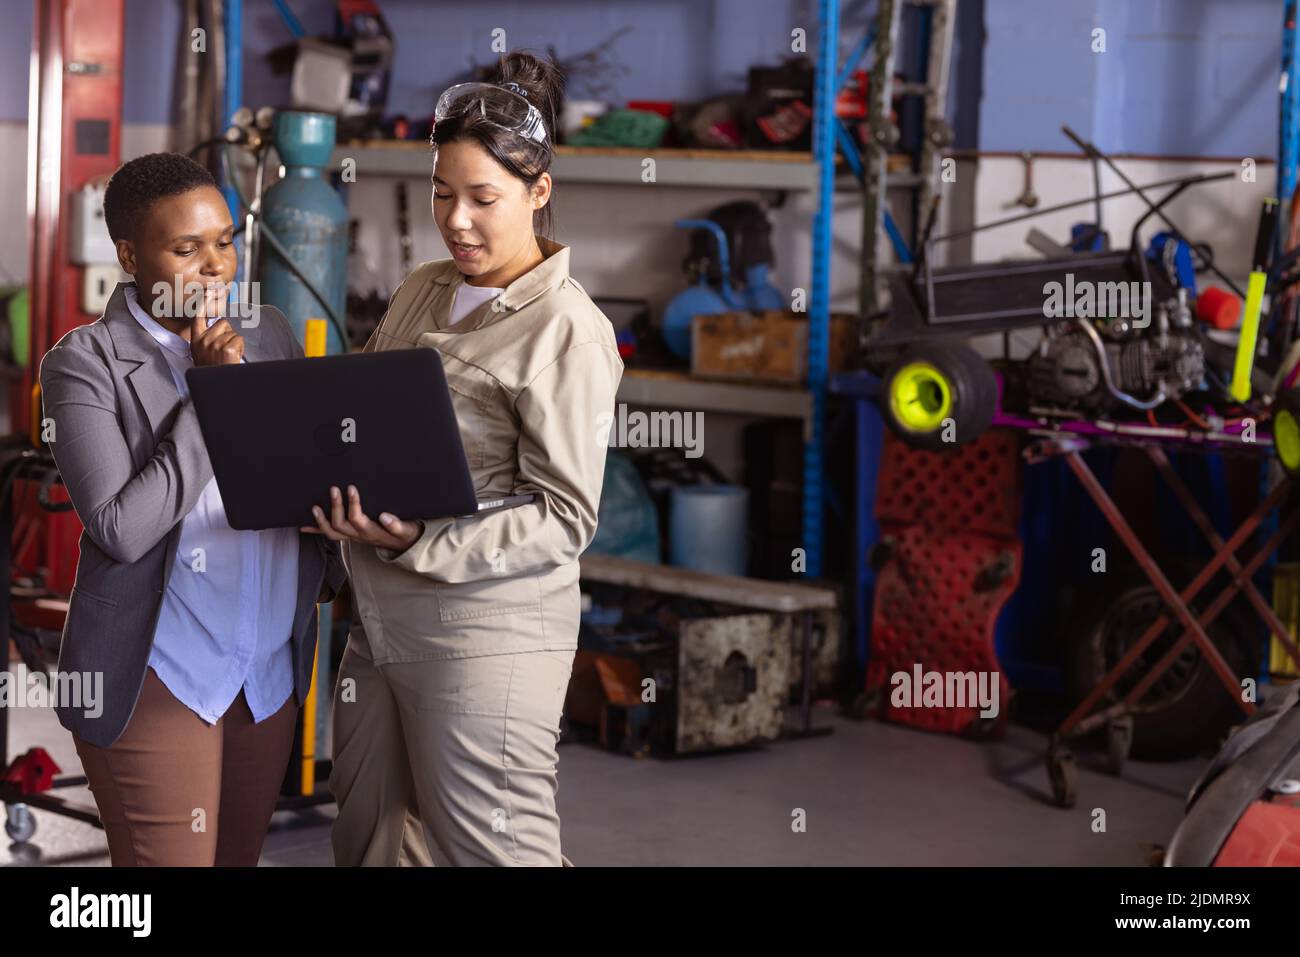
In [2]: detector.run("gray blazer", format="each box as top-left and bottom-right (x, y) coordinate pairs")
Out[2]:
(38, 282), (348, 748)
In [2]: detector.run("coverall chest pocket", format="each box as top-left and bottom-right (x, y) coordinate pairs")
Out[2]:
(439, 357), (498, 477)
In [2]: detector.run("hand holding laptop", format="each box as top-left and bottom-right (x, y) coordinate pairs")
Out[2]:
(300, 483), (424, 551)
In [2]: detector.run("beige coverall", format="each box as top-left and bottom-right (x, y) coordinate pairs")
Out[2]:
(330, 236), (624, 866)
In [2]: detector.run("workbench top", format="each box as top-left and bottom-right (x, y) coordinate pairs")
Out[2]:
(579, 554), (836, 613)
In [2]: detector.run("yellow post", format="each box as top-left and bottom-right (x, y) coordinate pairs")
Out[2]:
(1230, 271), (1267, 402)
(301, 649), (319, 794)
(30, 383), (42, 446)
(1231, 198), (1280, 402)
(304, 317), (327, 359)
(300, 318), (328, 794)
(1272, 563), (1300, 679)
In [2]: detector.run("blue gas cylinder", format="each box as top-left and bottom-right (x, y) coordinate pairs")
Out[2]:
(258, 111), (348, 355)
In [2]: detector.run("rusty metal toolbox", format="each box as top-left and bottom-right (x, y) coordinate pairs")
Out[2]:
(573, 555), (838, 755)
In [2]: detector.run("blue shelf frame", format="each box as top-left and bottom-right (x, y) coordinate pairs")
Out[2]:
(829, 371), (883, 669)
(1282, 1), (1299, 213)
(803, 0), (842, 579)
(806, 2), (893, 581)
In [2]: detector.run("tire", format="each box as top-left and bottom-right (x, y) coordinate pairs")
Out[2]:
(1274, 386), (1300, 476)
(845, 687), (883, 720)
(1064, 570), (1258, 761)
(1047, 741), (1077, 808)
(882, 341), (997, 451)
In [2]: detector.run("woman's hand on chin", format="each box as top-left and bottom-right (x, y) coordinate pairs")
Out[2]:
(300, 485), (423, 550)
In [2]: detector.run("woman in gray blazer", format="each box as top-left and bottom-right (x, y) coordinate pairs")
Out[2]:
(38, 153), (346, 866)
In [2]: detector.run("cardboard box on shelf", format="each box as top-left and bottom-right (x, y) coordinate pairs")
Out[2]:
(691, 310), (857, 386)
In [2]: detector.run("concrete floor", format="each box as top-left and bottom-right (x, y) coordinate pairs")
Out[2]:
(1, 695), (1202, 866)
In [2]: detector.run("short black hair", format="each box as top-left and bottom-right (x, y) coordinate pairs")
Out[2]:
(102, 152), (219, 244)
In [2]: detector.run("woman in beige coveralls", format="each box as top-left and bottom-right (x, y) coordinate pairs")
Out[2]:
(305, 53), (623, 865)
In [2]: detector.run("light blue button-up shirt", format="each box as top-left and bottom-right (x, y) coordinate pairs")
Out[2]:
(125, 283), (300, 724)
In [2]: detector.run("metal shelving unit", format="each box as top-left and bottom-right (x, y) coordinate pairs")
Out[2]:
(814, 0), (957, 631)
(332, 143), (820, 191)
(617, 370), (814, 439)
(806, 0), (955, 578)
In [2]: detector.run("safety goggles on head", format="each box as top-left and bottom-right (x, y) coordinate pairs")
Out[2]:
(432, 82), (548, 147)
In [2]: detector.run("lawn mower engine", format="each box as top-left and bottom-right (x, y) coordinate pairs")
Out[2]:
(1027, 306), (1205, 413)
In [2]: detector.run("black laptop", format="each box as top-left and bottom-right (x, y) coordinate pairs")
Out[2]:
(186, 348), (534, 531)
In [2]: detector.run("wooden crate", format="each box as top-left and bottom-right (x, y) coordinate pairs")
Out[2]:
(690, 310), (857, 385)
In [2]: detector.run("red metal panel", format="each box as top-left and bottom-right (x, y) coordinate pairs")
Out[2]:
(868, 430), (1023, 735)
(24, 0), (124, 594)
(1214, 798), (1300, 867)
(874, 428), (1021, 538)
(53, 0), (124, 344)
(29, 0), (124, 390)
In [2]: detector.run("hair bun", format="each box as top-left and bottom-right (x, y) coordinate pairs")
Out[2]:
(492, 51), (565, 144)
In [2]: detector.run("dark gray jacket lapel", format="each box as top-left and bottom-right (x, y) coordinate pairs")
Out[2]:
(105, 282), (268, 440)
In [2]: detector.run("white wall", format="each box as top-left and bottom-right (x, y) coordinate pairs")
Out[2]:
(0, 122), (28, 287)
(1, 122), (176, 284)
(0, 135), (1279, 480)
(345, 174), (822, 316)
(967, 154), (1273, 283)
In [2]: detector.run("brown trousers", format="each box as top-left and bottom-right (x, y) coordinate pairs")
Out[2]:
(73, 667), (300, 866)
